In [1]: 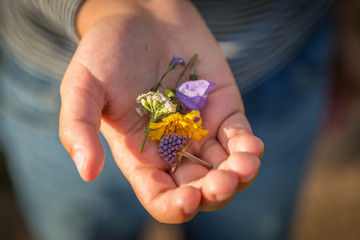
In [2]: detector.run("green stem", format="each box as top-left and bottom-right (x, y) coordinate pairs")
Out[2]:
(174, 53), (198, 89)
(140, 115), (156, 152)
(190, 53), (198, 76)
(189, 54), (198, 80)
(182, 151), (213, 169)
(152, 69), (171, 92)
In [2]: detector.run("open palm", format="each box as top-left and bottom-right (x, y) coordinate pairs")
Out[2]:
(59, 0), (263, 223)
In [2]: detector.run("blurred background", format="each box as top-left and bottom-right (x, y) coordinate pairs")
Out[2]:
(1, 0), (360, 239)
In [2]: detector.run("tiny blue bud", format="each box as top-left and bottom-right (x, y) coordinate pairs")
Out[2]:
(168, 57), (186, 70)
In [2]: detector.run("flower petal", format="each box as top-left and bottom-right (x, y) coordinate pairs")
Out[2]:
(168, 57), (186, 70)
(177, 80), (209, 97)
(176, 80), (216, 111)
(147, 111), (207, 141)
(176, 93), (201, 111)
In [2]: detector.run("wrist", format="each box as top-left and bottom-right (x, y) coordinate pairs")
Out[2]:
(76, 0), (144, 38)
(76, 0), (196, 38)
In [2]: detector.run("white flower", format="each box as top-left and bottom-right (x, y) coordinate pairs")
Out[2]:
(136, 107), (148, 117)
(136, 91), (177, 119)
(164, 101), (177, 114)
(136, 93), (147, 103)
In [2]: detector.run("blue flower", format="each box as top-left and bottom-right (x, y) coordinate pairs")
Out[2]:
(175, 80), (216, 111)
(168, 57), (186, 70)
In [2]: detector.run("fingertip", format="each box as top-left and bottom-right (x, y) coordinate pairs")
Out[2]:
(60, 122), (105, 181)
(202, 170), (238, 205)
(172, 186), (201, 222)
(149, 186), (201, 224)
(220, 152), (261, 183)
(73, 149), (86, 178)
(72, 145), (105, 182)
(228, 134), (264, 157)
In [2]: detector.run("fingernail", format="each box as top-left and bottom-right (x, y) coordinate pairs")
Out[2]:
(73, 150), (85, 176)
(216, 193), (232, 202)
(259, 149), (264, 159)
(183, 205), (198, 215)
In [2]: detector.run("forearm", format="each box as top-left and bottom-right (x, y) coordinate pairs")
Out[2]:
(75, 0), (201, 39)
(76, 0), (142, 38)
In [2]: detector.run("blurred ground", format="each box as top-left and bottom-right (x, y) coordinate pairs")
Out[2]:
(290, 1), (360, 239)
(0, 152), (31, 240)
(1, 1), (360, 240)
(290, 101), (360, 240)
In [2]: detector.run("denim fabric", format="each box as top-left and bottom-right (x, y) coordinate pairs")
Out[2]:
(0, 16), (333, 240)
(0, 55), (147, 239)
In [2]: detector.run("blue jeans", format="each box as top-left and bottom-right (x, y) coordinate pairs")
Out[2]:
(0, 17), (333, 240)
(0, 58), (147, 239)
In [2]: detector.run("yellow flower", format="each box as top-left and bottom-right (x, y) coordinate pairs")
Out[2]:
(148, 110), (209, 141)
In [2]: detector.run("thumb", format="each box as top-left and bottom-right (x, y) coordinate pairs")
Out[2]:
(59, 61), (106, 181)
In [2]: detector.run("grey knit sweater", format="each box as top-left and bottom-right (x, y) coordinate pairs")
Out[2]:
(0, 0), (332, 91)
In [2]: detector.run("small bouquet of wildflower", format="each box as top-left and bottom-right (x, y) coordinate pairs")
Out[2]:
(136, 54), (216, 173)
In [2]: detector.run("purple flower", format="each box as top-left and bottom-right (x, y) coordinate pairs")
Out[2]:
(158, 134), (189, 166)
(168, 57), (186, 70)
(176, 80), (216, 111)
